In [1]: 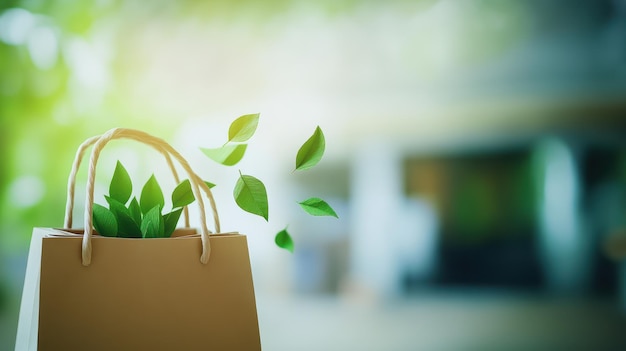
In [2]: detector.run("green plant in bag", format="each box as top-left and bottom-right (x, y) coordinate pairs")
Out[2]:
(92, 161), (209, 238)
(200, 113), (339, 253)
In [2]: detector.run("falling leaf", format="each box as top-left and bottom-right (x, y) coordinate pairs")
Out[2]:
(295, 126), (325, 171)
(275, 228), (294, 253)
(201, 144), (247, 166)
(228, 113), (260, 142)
(92, 204), (117, 237)
(109, 161), (132, 204)
(298, 197), (339, 218)
(233, 172), (268, 221)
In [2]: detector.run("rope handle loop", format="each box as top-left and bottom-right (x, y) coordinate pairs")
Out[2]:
(73, 128), (220, 266)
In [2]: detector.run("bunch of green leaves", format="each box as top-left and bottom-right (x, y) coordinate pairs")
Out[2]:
(92, 162), (196, 238)
(201, 113), (339, 253)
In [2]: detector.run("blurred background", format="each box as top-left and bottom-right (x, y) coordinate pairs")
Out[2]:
(2, 0), (626, 349)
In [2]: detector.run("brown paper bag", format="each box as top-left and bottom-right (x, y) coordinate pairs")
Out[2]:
(15, 129), (261, 350)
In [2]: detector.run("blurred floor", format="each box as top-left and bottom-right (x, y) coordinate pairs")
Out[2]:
(257, 291), (626, 351)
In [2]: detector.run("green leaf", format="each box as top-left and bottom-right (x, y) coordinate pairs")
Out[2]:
(233, 172), (269, 221)
(201, 144), (247, 166)
(295, 126), (325, 171)
(128, 197), (142, 226)
(298, 197), (339, 218)
(109, 161), (132, 204)
(140, 175), (164, 215)
(141, 220), (156, 238)
(275, 228), (294, 253)
(141, 205), (163, 238)
(163, 208), (183, 238)
(92, 204), (118, 237)
(105, 196), (142, 238)
(172, 179), (195, 208)
(204, 181), (216, 189)
(228, 113), (260, 142)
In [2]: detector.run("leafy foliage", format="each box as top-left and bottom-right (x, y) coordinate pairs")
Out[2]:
(128, 197), (142, 225)
(140, 175), (164, 214)
(92, 114), (338, 251)
(171, 179), (195, 208)
(109, 161), (132, 204)
(92, 204), (117, 237)
(92, 162), (203, 238)
(141, 205), (164, 238)
(105, 196), (142, 238)
(163, 208), (183, 238)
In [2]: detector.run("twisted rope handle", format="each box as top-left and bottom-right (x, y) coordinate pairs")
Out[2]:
(79, 128), (220, 266)
(64, 136), (190, 229)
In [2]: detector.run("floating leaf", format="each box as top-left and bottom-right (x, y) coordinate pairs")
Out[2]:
(105, 196), (142, 238)
(204, 181), (216, 189)
(172, 179), (195, 208)
(163, 208), (183, 238)
(109, 161), (132, 204)
(228, 113), (260, 142)
(275, 228), (294, 253)
(233, 172), (269, 221)
(92, 204), (117, 237)
(201, 144), (248, 166)
(140, 175), (164, 215)
(141, 205), (163, 238)
(128, 197), (142, 226)
(298, 197), (339, 218)
(295, 126), (325, 171)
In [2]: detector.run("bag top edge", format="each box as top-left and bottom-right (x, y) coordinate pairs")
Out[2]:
(40, 228), (243, 238)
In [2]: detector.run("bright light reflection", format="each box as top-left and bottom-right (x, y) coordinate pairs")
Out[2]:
(8, 175), (45, 208)
(27, 26), (58, 70)
(0, 8), (36, 45)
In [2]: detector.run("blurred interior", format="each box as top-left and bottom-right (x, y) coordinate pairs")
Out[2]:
(1, 0), (626, 350)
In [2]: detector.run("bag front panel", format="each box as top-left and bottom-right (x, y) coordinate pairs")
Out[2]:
(38, 234), (260, 351)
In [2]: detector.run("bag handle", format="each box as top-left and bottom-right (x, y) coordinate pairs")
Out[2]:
(79, 128), (220, 266)
(64, 136), (190, 229)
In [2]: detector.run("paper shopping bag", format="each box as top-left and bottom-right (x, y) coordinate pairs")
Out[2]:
(15, 128), (261, 350)
(17, 229), (260, 351)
